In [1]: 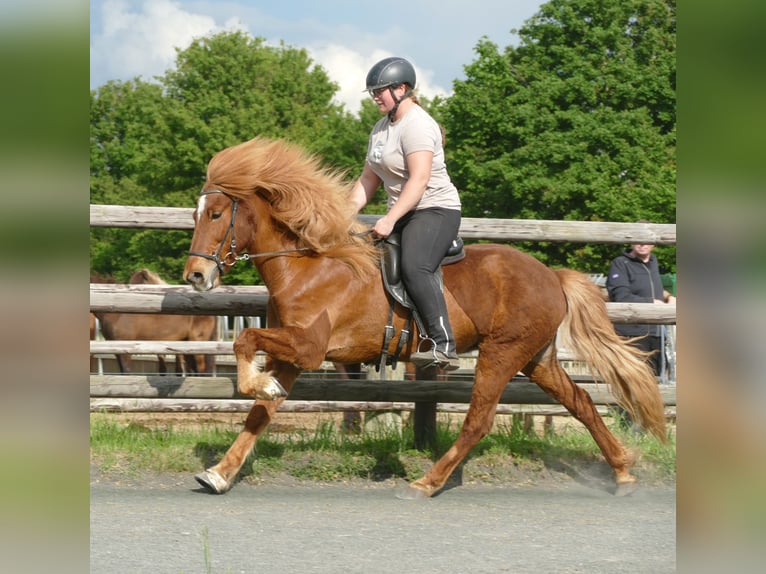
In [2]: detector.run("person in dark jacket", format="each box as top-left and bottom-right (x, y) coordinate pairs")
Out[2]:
(607, 242), (676, 376)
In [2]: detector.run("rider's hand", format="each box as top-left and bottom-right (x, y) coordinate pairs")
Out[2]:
(372, 217), (395, 239)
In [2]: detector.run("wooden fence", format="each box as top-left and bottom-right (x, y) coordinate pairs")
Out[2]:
(90, 205), (677, 426)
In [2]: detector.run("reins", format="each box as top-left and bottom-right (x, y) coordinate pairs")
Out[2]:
(188, 189), (312, 273)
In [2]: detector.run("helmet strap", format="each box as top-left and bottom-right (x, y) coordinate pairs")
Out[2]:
(387, 85), (412, 121)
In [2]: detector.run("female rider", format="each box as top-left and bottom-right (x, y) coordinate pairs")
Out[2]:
(350, 56), (462, 370)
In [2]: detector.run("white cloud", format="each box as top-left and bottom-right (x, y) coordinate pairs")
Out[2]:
(91, 1), (450, 115)
(91, 0), (547, 116)
(306, 45), (449, 115)
(306, 44), (378, 114)
(91, 0), (238, 85)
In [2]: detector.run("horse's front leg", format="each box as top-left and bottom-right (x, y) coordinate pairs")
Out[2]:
(196, 379), (294, 494)
(233, 311), (332, 401)
(196, 314), (332, 494)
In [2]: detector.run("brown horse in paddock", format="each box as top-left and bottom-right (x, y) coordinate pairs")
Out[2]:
(94, 269), (218, 375)
(183, 137), (666, 498)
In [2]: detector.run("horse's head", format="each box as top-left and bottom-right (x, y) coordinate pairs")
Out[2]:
(184, 189), (252, 291)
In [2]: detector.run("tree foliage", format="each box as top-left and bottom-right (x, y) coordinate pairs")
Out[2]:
(442, 0), (676, 271)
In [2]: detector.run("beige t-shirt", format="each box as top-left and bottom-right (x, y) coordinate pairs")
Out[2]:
(366, 105), (461, 211)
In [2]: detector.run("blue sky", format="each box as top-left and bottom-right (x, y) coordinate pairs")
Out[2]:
(90, 0), (545, 114)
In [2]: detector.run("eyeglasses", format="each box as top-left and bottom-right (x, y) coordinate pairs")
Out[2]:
(368, 86), (389, 98)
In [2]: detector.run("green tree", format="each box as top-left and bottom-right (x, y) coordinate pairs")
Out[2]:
(90, 31), (367, 284)
(443, 0), (676, 272)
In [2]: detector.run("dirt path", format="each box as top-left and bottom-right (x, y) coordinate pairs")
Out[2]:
(90, 473), (675, 574)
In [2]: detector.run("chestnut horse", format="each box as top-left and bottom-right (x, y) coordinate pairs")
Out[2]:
(183, 137), (666, 498)
(95, 269), (218, 375)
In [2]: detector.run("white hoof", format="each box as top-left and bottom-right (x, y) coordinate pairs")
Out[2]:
(257, 376), (288, 401)
(195, 469), (230, 494)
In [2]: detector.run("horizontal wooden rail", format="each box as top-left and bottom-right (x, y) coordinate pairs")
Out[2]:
(89, 284), (675, 324)
(90, 399), (678, 418)
(90, 284), (269, 315)
(90, 398), (677, 417)
(90, 204), (676, 245)
(90, 398), (417, 413)
(90, 341), (234, 354)
(89, 375), (676, 406)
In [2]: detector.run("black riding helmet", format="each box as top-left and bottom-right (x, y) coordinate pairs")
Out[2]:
(365, 57), (417, 92)
(365, 57), (416, 119)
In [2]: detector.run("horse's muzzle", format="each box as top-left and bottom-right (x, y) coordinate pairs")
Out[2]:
(184, 263), (219, 292)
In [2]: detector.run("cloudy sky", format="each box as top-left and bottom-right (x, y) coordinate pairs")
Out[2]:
(90, 0), (545, 114)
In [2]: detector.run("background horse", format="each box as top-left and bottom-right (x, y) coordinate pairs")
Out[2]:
(93, 269), (218, 375)
(183, 137), (667, 497)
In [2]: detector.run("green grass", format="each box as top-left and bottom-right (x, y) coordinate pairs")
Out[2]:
(90, 414), (676, 485)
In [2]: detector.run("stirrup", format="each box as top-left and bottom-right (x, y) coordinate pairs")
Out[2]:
(410, 345), (460, 371)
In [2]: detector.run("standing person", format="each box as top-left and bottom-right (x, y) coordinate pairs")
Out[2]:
(607, 240), (676, 377)
(350, 56), (461, 371)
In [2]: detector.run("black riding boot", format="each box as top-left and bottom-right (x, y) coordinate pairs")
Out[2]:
(409, 283), (460, 371)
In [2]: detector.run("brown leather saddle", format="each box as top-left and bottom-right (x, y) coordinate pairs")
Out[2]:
(375, 233), (465, 373)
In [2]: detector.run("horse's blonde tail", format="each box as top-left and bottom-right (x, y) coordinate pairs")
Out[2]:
(555, 268), (667, 441)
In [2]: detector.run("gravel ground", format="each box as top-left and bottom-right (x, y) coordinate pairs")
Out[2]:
(91, 465), (675, 574)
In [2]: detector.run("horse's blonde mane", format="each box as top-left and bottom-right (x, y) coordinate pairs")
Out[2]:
(205, 137), (378, 277)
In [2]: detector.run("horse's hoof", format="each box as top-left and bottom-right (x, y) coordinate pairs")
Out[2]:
(395, 481), (432, 500)
(194, 469), (230, 494)
(258, 377), (288, 401)
(614, 481), (639, 497)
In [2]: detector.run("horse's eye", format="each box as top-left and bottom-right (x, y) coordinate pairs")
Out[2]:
(211, 212), (222, 220)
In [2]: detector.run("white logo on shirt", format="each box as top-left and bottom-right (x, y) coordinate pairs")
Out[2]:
(371, 141), (384, 163)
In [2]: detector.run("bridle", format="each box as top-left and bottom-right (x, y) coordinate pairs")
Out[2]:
(188, 189), (312, 274)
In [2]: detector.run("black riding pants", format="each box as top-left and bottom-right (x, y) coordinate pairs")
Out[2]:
(394, 207), (461, 355)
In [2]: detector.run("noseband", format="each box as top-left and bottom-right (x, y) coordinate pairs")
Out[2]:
(188, 189), (311, 274)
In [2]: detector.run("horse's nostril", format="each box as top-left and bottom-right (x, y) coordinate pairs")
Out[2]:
(186, 271), (203, 285)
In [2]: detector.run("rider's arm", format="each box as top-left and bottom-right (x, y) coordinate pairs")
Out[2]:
(350, 164), (381, 212)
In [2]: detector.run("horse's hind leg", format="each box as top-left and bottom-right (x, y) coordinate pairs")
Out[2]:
(115, 353), (131, 373)
(523, 355), (637, 492)
(195, 360), (301, 494)
(402, 348), (521, 498)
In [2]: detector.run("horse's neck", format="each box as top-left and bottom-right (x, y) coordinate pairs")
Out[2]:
(246, 196), (363, 296)
(249, 198), (305, 258)
(257, 254), (313, 294)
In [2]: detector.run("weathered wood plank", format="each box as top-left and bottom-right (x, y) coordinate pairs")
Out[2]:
(455, 218), (676, 244)
(89, 284), (269, 315)
(90, 205), (676, 244)
(89, 375), (676, 406)
(89, 285), (675, 324)
(90, 341), (234, 354)
(89, 398), (677, 417)
(89, 205), (194, 229)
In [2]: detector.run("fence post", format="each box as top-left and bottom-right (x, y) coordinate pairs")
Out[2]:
(412, 363), (440, 450)
(363, 362), (405, 435)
